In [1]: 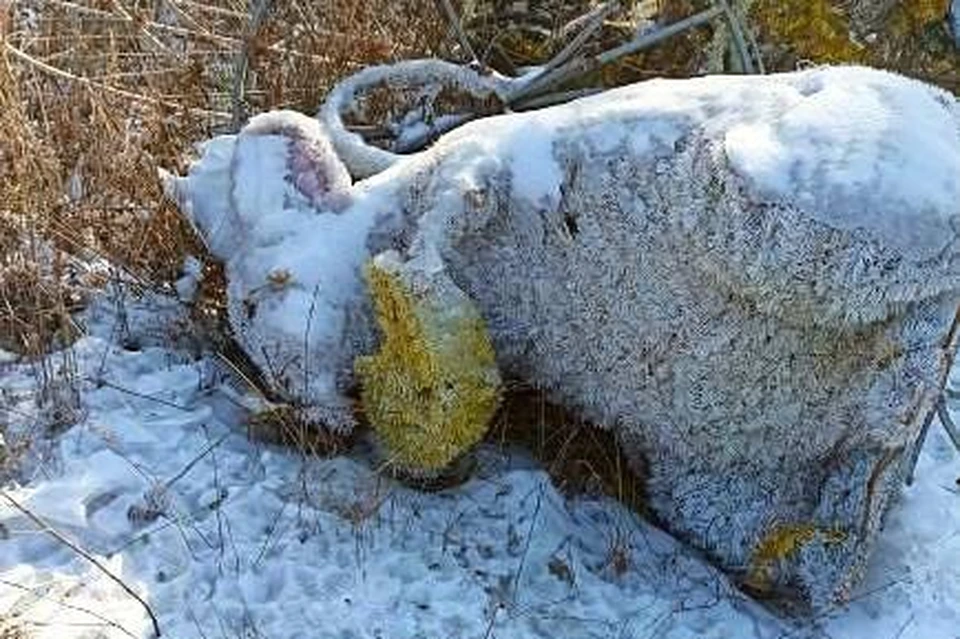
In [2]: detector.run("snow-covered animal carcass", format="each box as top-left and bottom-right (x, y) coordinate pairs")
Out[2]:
(163, 64), (960, 610)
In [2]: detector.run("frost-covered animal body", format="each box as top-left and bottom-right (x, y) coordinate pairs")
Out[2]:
(168, 66), (960, 609)
(379, 66), (960, 608)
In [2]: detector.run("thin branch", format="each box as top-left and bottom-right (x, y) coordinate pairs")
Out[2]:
(507, 5), (724, 104)
(302, 281), (322, 403)
(936, 395), (960, 451)
(87, 377), (195, 412)
(542, 1), (621, 76)
(513, 87), (604, 111)
(906, 399), (938, 486)
(718, 0), (754, 74)
(0, 578), (140, 639)
(559, 1), (617, 39)
(595, 6), (724, 66)
(163, 433), (230, 490)
(230, 0), (273, 131)
(511, 483), (544, 601)
(434, 0), (479, 64)
(0, 492), (162, 638)
(732, 0), (765, 73)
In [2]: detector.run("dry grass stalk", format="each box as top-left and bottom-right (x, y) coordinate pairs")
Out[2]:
(487, 385), (648, 514)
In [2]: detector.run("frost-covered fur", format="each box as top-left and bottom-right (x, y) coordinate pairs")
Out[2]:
(167, 66), (960, 609)
(371, 67), (960, 609)
(163, 110), (409, 430)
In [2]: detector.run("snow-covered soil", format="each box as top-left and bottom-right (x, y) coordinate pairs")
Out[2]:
(1, 289), (958, 639)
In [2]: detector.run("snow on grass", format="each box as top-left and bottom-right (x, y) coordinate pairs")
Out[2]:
(0, 288), (958, 639)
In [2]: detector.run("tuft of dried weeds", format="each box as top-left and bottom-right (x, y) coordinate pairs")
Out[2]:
(487, 384), (648, 514)
(0, 618), (30, 639)
(0, 0), (448, 354)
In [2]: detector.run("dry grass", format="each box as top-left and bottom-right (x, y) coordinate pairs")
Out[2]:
(487, 385), (648, 515)
(0, 0), (449, 359)
(0, 618), (29, 639)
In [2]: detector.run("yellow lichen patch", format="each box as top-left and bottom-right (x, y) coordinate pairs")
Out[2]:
(750, 0), (866, 64)
(748, 0), (959, 94)
(746, 523), (847, 593)
(355, 260), (502, 474)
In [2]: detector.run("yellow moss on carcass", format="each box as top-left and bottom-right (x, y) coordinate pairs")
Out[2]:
(745, 523), (848, 593)
(355, 261), (501, 474)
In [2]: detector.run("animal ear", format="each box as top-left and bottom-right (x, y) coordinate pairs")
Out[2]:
(160, 136), (240, 259)
(232, 111), (352, 225)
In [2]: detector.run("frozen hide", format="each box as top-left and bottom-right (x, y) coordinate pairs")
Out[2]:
(163, 110), (409, 431)
(167, 66), (960, 610)
(379, 66), (960, 609)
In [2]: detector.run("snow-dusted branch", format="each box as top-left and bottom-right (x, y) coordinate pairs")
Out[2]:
(505, 5), (724, 104)
(434, 0), (479, 64)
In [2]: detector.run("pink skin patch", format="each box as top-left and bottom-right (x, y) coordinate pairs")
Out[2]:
(244, 115), (352, 213)
(285, 133), (352, 212)
(289, 137), (331, 201)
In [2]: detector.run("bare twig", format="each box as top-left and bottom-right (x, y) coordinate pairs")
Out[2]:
(0, 577), (140, 639)
(513, 87), (604, 111)
(937, 395), (960, 451)
(907, 393), (960, 485)
(560, 1), (617, 39)
(434, 0), (478, 64)
(87, 377), (194, 412)
(507, 5), (724, 104)
(164, 432), (230, 490)
(718, 0), (754, 74)
(230, 0), (273, 131)
(302, 281), (323, 405)
(511, 483), (544, 601)
(730, 0), (765, 73)
(0, 491), (162, 638)
(538, 1), (621, 78)
(905, 399), (937, 485)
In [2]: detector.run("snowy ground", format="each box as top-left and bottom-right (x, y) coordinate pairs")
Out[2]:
(0, 287), (958, 639)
